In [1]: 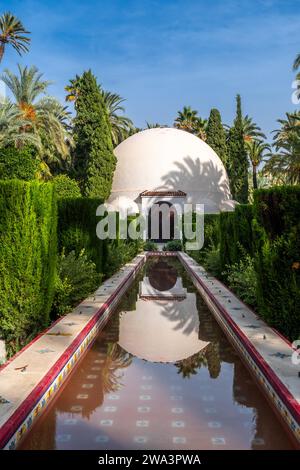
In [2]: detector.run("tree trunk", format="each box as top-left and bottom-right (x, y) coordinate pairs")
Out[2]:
(0, 44), (4, 63)
(253, 164), (258, 190)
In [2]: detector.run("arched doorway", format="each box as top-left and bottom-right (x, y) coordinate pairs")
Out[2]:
(148, 201), (175, 242)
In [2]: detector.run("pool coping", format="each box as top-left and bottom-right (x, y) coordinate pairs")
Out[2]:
(0, 251), (299, 449)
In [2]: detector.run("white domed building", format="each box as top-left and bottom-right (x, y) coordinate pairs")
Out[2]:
(107, 127), (236, 241)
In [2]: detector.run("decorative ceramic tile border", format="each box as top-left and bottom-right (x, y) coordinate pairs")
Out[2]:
(0, 254), (147, 450)
(178, 252), (300, 448)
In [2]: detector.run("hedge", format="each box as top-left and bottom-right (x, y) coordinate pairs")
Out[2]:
(253, 187), (300, 338)
(57, 197), (104, 273)
(219, 204), (253, 272)
(184, 213), (220, 263)
(0, 180), (57, 355)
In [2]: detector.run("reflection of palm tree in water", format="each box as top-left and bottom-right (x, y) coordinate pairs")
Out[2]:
(175, 342), (220, 379)
(100, 342), (132, 393)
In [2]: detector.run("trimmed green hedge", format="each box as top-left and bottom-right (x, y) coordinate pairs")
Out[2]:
(184, 213), (220, 263)
(0, 180), (57, 355)
(253, 187), (300, 338)
(57, 197), (104, 273)
(219, 204), (253, 272)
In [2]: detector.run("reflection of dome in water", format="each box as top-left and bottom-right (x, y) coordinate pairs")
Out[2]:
(118, 293), (209, 362)
(148, 261), (177, 291)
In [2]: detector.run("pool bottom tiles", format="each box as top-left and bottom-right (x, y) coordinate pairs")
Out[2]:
(20, 257), (294, 450)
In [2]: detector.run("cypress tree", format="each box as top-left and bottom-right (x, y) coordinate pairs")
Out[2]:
(206, 108), (227, 166)
(227, 95), (249, 203)
(72, 70), (116, 199)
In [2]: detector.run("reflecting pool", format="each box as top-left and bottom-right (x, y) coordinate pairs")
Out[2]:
(20, 257), (293, 450)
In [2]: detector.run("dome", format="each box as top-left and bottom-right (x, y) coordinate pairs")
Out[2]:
(108, 127), (235, 214)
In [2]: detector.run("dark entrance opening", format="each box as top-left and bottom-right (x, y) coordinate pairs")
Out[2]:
(148, 201), (175, 242)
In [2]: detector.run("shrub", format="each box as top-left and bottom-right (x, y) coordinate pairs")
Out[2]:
(0, 180), (57, 355)
(52, 249), (102, 317)
(202, 244), (222, 278)
(144, 240), (157, 251)
(104, 239), (141, 278)
(52, 174), (81, 198)
(163, 240), (182, 251)
(224, 254), (257, 308)
(0, 146), (39, 180)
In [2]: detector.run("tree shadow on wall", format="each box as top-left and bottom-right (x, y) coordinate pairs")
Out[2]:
(158, 156), (230, 205)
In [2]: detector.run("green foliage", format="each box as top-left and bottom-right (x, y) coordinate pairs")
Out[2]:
(0, 146), (39, 180)
(185, 213), (220, 264)
(253, 187), (300, 339)
(144, 240), (158, 251)
(71, 70), (116, 198)
(227, 95), (249, 203)
(0, 180), (57, 355)
(52, 249), (102, 317)
(224, 254), (257, 308)
(219, 205), (253, 272)
(52, 174), (81, 198)
(202, 244), (222, 278)
(163, 239), (182, 251)
(57, 197), (104, 273)
(104, 239), (141, 278)
(206, 108), (227, 166)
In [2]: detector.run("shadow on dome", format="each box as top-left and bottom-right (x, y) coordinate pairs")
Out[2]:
(158, 156), (232, 209)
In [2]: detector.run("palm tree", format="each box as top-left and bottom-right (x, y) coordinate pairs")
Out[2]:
(263, 112), (300, 185)
(0, 12), (30, 63)
(145, 122), (165, 128)
(174, 106), (198, 133)
(1, 65), (72, 174)
(0, 100), (39, 148)
(293, 53), (300, 71)
(194, 116), (208, 141)
(245, 139), (271, 189)
(242, 115), (266, 141)
(101, 91), (133, 146)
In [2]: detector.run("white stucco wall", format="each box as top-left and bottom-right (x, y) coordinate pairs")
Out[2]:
(108, 127), (236, 214)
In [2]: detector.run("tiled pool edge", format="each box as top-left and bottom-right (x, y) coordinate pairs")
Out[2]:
(0, 253), (147, 450)
(178, 251), (300, 448)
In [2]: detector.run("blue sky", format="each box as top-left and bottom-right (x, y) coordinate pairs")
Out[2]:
(2, 0), (300, 138)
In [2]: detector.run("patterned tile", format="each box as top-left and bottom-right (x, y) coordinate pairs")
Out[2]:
(108, 394), (120, 400)
(171, 421), (185, 428)
(211, 437), (226, 445)
(208, 421), (222, 428)
(82, 383), (94, 389)
(173, 437), (187, 444)
(70, 405), (83, 412)
(100, 419), (113, 426)
(137, 406), (151, 413)
(64, 418), (77, 425)
(134, 436), (148, 443)
(95, 435), (109, 443)
(104, 406), (117, 412)
(136, 420), (149, 427)
(139, 395), (151, 401)
(57, 434), (71, 442)
(171, 407), (183, 414)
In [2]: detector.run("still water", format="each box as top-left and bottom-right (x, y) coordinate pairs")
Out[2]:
(20, 257), (293, 449)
